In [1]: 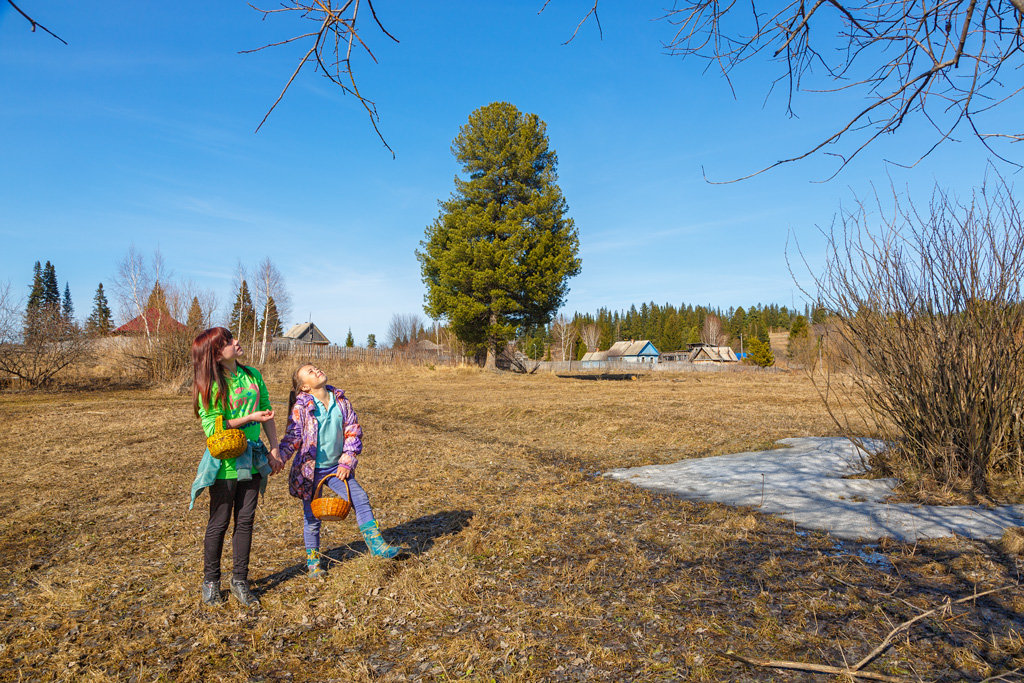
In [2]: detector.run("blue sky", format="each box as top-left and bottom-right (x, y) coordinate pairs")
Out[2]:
(1, 2), (1018, 344)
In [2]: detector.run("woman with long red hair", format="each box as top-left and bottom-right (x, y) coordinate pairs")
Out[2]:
(188, 327), (283, 607)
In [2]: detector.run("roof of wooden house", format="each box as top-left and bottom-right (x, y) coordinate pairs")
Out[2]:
(606, 340), (660, 358)
(580, 350), (609, 362)
(282, 322), (331, 345)
(414, 338), (442, 352)
(688, 345), (738, 362)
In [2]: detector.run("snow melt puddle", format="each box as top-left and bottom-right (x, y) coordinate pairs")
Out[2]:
(794, 530), (896, 572)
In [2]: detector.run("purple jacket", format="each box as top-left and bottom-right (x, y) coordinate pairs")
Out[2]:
(279, 386), (362, 501)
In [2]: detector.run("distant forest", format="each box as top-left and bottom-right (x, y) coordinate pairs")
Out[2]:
(519, 302), (828, 360)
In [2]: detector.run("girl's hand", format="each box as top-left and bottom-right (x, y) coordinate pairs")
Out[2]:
(248, 410), (275, 424)
(338, 466), (353, 480)
(268, 447), (284, 474)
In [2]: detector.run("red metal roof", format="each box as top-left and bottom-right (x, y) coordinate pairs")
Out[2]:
(113, 309), (186, 335)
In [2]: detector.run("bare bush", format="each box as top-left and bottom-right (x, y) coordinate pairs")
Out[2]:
(0, 281), (92, 389)
(387, 313), (423, 349)
(801, 176), (1024, 496)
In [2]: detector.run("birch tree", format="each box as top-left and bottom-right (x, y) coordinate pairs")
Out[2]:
(254, 257), (291, 363)
(112, 245), (153, 348)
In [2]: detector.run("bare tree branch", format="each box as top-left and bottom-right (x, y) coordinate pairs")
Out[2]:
(7, 0), (67, 45)
(661, 1), (1024, 180)
(245, 0), (398, 155)
(551, 1), (1024, 180)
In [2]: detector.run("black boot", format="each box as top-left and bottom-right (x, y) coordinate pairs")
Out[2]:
(201, 580), (223, 606)
(229, 578), (261, 608)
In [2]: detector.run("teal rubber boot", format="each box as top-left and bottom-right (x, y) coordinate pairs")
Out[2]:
(359, 520), (401, 558)
(306, 548), (325, 578)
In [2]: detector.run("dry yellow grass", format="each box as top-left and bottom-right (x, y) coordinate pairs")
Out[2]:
(1, 365), (1021, 681)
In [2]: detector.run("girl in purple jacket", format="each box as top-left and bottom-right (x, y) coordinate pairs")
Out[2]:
(278, 364), (402, 576)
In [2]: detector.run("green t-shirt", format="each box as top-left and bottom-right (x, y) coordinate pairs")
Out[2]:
(198, 365), (271, 479)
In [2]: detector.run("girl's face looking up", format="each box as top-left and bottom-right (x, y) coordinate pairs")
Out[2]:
(217, 336), (243, 363)
(298, 365), (327, 392)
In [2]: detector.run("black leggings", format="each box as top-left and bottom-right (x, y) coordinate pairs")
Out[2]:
(203, 476), (261, 583)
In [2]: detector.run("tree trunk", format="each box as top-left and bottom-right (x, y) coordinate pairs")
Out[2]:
(259, 300), (270, 364)
(484, 310), (498, 369)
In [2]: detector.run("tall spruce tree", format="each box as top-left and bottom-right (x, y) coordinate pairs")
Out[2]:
(418, 102), (581, 368)
(367, 333), (377, 348)
(186, 296), (204, 330)
(345, 329), (355, 347)
(259, 296), (283, 339)
(229, 280), (256, 341)
(27, 261), (43, 313)
(41, 261), (59, 309)
(86, 283), (112, 335)
(146, 281), (169, 313)
(62, 283), (74, 322)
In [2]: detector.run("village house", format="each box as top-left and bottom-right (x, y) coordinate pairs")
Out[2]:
(686, 343), (739, 363)
(579, 349), (609, 367)
(607, 339), (660, 364)
(275, 322), (331, 347)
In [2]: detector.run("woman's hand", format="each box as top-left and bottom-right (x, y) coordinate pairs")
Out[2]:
(248, 410), (275, 424)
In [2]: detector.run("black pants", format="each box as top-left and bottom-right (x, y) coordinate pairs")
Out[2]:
(203, 475), (261, 583)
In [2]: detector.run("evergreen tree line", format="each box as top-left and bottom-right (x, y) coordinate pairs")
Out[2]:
(22, 260), (214, 339)
(23, 260), (105, 339)
(517, 301), (826, 362)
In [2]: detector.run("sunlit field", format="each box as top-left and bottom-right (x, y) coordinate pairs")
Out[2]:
(1, 366), (1021, 681)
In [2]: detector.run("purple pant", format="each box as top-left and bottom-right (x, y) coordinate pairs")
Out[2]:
(303, 465), (375, 550)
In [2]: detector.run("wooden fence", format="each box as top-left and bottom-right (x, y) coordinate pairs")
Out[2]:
(263, 344), (469, 366)
(531, 360), (782, 374)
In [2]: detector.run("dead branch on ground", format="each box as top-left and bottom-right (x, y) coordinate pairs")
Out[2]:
(721, 584), (1019, 682)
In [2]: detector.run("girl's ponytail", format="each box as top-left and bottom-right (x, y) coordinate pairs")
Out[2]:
(287, 390), (298, 414)
(287, 363), (309, 414)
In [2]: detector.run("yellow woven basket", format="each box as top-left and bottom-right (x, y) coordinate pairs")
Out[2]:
(310, 474), (352, 521)
(206, 415), (248, 460)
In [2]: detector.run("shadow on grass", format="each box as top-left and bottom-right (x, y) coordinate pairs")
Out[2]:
(253, 509), (474, 594)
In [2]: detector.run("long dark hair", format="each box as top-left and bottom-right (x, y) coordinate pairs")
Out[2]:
(191, 327), (254, 417)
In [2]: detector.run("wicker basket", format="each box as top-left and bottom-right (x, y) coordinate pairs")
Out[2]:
(310, 474), (352, 521)
(206, 415), (248, 460)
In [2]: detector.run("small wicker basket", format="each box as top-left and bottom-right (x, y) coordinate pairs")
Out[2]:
(310, 474), (352, 521)
(206, 415), (248, 460)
